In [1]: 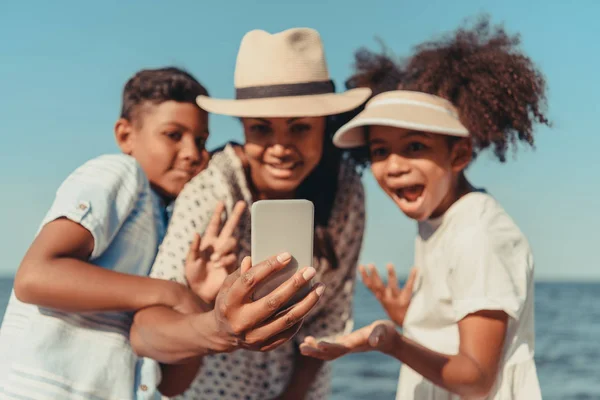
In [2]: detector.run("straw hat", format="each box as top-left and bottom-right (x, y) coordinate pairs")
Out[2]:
(333, 90), (470, 148)
(196, 28), (371, 117)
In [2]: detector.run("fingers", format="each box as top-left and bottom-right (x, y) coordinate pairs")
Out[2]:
(219, 258), (246, 292)
(333, 325), (372, 349)
(253, 322), (303, 352)
(185, 234), (204, 282)
(248, 267), (325, 320)
(227, 253), (292, 304)
(367, 322), (397, 351)
(215, 253), (238, 273)
(404, 267), (418, 293)
(211, 237), (238, 262)
(248, 266), (317, 321)
(369, 265), (385, 292)
(204, 202), (226, 239)
(245, 280), (324, 340)
(240, 256), (252, 274)
(299, 341), (348, 361)
(386, 263), (398, 290)
(218, 201), (246, 241)
(361, 264), (384, 298)
(358, 265), (370, 285)
(186, 233), (201, 263)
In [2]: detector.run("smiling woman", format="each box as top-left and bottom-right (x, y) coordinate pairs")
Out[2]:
(131, 27), (372, 400)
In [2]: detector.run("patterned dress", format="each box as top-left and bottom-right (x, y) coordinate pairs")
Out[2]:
(150, 143), (365, 400)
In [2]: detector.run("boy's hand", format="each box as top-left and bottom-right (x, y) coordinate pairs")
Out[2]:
(299, 320), (398, 361)
(360, 264), (417, 327)
(185, 201), (246, 304)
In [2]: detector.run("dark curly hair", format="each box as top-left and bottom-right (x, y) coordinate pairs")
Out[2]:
(346, 15), (550, 163)
(345, 39), (405, 96)
(120, 66), (209, 126)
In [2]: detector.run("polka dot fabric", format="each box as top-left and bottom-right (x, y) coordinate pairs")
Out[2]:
(150, 143), (365, 399)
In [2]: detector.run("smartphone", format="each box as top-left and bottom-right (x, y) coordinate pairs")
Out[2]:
(251, 199), (314, 305)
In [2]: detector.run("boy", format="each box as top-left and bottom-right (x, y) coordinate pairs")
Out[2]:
(0, 67), (210, 399)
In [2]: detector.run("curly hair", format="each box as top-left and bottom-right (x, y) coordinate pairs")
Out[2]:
(345, 39), (405, 96)
(120, 66), (209, 126)
(346, 15), (551, 163)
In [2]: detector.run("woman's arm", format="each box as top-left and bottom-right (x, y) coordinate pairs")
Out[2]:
(133, 255), (325, 396)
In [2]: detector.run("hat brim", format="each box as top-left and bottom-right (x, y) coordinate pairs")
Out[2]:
(333, 102), (470, 148)
(196, 88), (371, 118)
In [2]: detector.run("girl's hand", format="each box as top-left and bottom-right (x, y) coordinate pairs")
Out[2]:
(360, 264), (417, 327)
(202, 253), (326, 354)
(185, 201), (246, 304)
(299, 320), (398, 361)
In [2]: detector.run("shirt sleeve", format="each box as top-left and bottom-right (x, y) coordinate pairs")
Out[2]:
(41, 154), (146, 261)
(149, 165), (232, 284)
(447, 225), (532, 322)
(296, 163), (366, 342)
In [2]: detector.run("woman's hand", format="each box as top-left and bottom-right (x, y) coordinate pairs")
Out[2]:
(360, 264), (417, 327)
(185, 201), (246, 304)
(198, 252), (326, 354)
(299, 320), (399, 361)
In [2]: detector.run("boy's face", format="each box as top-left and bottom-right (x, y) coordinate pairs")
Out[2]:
(115, 101), (209, 201)
(368, 126), (471, 221)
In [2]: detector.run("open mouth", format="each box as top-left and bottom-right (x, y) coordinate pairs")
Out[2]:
(394, 184), (424, 202)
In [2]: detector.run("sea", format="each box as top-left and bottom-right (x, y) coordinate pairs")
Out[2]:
(1, 278), (598, 399)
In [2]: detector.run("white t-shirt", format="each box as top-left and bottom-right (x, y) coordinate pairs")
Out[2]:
(397, 191), (542, 400)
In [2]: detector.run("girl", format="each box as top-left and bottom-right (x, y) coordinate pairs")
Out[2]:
(300, 18), (550, 400)
(130, 28), (371, 399)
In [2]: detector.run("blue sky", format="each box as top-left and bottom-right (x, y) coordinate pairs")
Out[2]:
(0, 0), (598, 280)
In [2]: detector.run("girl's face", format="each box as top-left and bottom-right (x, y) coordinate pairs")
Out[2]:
(242, 117), (326, 199)
(368, 125), (471, 221)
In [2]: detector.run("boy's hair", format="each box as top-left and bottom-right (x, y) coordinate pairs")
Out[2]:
(120, 67), (209, 126)
(346, 15), (551, 163)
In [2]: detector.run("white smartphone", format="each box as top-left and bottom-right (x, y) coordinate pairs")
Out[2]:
(251, 199), (314, 305)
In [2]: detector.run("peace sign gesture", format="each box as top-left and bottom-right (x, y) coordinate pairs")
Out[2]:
(359, 264), (417, 327)
(185, 200), (246, 304)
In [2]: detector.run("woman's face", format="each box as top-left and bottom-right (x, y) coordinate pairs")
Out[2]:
(242, 117), (326, 199)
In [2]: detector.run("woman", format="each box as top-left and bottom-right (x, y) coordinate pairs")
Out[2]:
(135, 28), (371, 399)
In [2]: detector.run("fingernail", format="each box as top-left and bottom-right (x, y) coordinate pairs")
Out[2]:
(277, 252), (292, 263)
(316, 284), (325, 296)
(210, 253), (220, 261)
(302, 267), (316, 281)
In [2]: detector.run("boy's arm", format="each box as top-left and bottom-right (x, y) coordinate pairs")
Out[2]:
(14, 218), (196, 312)
(14, 154), (201, 314)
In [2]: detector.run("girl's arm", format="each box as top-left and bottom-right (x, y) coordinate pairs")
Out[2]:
(387, 310), (508, 397)
(302, 310), (508, 398)
(14, 218), (198, 313)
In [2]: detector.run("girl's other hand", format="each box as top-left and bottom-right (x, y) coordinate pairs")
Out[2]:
(360, 264), (417, 327)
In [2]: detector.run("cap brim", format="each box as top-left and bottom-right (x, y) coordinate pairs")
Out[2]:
(196, 88), (371, 118)
(333, 102), (469, 148)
